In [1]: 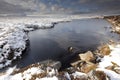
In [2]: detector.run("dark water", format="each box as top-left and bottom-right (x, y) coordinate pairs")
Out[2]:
(8, 19), (120, 69)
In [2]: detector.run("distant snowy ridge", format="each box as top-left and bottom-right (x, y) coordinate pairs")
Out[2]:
(0, 18), (71, 69)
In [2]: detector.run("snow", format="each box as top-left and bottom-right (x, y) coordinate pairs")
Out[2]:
(0, 16), (120, 80)
(1, 43), (120, 80)
(71, 71), (88, 80)
(0, 67), (44, 80)
(0, 17), (71, 69)
(64, 72), (71, 80)
(97, 44), (120, 80)
(0, 26), (28, 68)
(47, 67), (57, 76)
(72, 71), (87, 78)
(22, 67), (44, 80)
(97, 68), (120, 80)
(36, 76), (58, 80)
(98, 44), (120, 68)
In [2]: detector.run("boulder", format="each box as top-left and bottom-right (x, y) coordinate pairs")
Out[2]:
(79, 51), (94, 62)
(88, 70), (109, 80)
(71, 60), (82, 67)
(98, 45), (111, 56)
(80, 62), (97, 73)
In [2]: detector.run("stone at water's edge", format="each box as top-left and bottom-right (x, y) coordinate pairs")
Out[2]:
(79, 51), (95, 62)
(80, 62), (97, 73)
(98, 44), (111, 56)
(71, 50), (97, 73)
(104, 15), (120, 34)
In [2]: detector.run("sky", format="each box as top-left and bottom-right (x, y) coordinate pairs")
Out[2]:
(0, 0), (120, 15)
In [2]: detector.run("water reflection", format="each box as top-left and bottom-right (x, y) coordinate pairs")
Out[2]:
(11, 19), (120, 68)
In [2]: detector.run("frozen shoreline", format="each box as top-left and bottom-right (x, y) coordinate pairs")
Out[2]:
(0, 17), (71, 69)
(0, 15), (120, 80)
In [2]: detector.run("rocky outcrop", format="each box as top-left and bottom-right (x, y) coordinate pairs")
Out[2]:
(104, 15), (120, 34)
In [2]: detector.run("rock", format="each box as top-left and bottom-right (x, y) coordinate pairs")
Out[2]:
(105, 66), (114, 70)
(105, 63), (120, 74)
(68, 46), (73, 53)
(71, 60), (82, 67)
(104, 15), (120, 34)
(114, 67), (120, 74)
(71, 71), (88, 80)
(88, 70), (109, 80)
(80, 62), (97, 73)
(68, 46), (81, 53)
(98, 45), (111, 56)
(79, 51), (94, 62)
(51, 61), (61, 70)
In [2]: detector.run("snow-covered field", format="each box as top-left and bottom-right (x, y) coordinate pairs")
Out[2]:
(0, 17), (71, 69)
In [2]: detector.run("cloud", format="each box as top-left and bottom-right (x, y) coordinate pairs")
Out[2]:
(0, 0), (120, 15)
(3, 0), (37, 10)
(0, 0), (35, 15)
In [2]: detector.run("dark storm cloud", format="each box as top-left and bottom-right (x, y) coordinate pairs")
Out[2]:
(0, 0), (120, 15)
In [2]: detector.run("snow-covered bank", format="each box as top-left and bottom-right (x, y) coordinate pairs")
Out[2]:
(0, 17), (71, 69)
(104, 15), (120, 34)
(0, 43), (120, 80)
(97, 44), (120, 80)
(0, 60), (88, 80)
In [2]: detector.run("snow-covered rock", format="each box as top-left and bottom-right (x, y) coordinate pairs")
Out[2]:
(97, 44), (120, 80)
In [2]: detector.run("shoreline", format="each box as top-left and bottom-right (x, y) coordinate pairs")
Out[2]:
(104, 15), (120, 34)
(0, 17), (71, 69)
(0, 15), (120, 80)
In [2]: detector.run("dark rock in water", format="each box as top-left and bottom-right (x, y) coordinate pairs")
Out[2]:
(7, 50), (14, 60)
(68, 46), (81, 54)
(59, 47), (81, 69)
